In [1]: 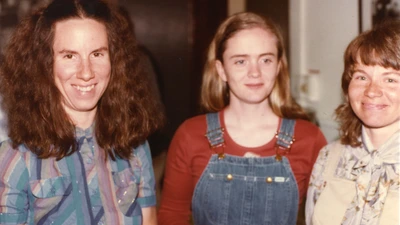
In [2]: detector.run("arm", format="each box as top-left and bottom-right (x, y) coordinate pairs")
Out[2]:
(142, 206), (157, 225)
(305, 145), (330, 225)
(134, 142), (158, 225)
(304, 129), (328, 190)
(296, 126), (327, 225)
(157, 124), (194, 225)
(0, 142), (29, 225)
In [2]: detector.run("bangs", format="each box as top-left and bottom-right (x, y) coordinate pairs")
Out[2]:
(357, 44), (400, 70)
(349, 29), (400, 70)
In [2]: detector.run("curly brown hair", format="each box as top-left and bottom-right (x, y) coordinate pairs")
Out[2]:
(0, 0), (164, 160)
(336, 20), (400, 147)
(200, 12), (308, 120)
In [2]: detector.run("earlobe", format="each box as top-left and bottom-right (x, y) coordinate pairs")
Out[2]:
(215, 60), (227, 82)
(277, 61), (282, 74)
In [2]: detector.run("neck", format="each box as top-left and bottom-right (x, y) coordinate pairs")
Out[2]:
(66, 108), (97, 130)
(364, 122), (400, 149)
(224, 102), (278, 127)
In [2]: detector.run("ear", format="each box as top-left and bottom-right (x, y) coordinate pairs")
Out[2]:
(215, 60), (227, 82)
(277, 60), (282, 75)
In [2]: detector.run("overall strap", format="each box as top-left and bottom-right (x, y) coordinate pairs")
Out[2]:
(276, 118), (296, 149)
(275, 118), (296, 161)
(205, 112), (225, 148)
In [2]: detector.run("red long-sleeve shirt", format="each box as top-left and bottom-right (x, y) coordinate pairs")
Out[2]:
(158, 113), (327, 225)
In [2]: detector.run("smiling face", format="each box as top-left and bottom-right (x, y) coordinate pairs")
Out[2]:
(215, 27), (280, 106)
(348, 62), (400, 134)
(53, 18), (111, 125)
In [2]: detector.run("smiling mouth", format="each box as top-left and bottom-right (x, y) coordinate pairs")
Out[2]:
(362, 103), (387, 110)
(246, 83), (263, 87)
(73, 84), (95, 92)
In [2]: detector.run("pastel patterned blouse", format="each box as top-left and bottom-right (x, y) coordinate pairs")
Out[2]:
(306, 127), (399, 225)
(0, 125), (156, 225)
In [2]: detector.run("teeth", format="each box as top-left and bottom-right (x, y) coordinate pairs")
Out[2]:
(74, 84), (94, 92)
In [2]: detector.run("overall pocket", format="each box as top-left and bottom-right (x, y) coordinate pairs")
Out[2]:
(193, 171), (296, 225)
(193, 172), (233, 223)
(262, 175), (297, 225)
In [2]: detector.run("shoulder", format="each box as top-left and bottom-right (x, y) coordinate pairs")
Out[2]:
(0, 140), (30, 181)
(172, 114), (208, 140)
(133, 141), (152, 161)
(179, 114), (207, 130)
(293, 119), (327, 143)
(314, 140), (343, 164)
(294, 119), (321, 134)
(168, 114), (212, 158)
(0, 140), (30, 157)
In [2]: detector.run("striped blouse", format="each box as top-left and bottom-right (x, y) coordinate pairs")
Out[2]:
(0, 125), (156, 225)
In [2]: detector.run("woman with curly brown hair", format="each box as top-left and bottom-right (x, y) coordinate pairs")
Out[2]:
(306, 21), (400, 225)
(0, 0), (163, 224)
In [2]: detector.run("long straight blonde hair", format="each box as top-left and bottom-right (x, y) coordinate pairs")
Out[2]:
(200, 12), (308, 120)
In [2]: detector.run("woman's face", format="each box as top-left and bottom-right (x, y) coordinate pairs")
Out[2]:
(216, 27), (280, 106)
(53, 18), (111, 123)
(349, 62), (400, 134)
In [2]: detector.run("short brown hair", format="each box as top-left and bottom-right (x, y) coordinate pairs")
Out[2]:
(336, 20), (400, 146)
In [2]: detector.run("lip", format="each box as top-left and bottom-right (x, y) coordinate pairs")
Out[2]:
(72, 84), (96, 92)
(245, 83), (263, 88)
(362, 102), (387, 110)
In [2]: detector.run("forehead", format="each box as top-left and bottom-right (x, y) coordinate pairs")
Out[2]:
(224, 27), (278, 56)
(53, 18), (108, 49)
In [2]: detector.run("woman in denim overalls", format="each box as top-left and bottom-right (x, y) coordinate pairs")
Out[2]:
(158, 12), (327, 225)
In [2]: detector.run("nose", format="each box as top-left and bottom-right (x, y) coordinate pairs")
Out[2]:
(248, 61), (261, 78)
(77, 58), (95, 81)
(364, 80), (383, 98)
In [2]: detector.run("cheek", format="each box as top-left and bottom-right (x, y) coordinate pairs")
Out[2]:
(387, 90), (400, 103)
(224, 69), (243, 82)
(92, 61), (111, 77)
(347, 82), (361, 99)
(54, 62), (77, 80)
(261, 64), (279, 78)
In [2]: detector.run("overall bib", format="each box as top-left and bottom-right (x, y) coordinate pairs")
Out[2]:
(191, 113), (299, 225)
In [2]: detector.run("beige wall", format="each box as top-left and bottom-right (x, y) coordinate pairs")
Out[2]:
(290, 0), (359, 141)
(228, 0), (246, 15)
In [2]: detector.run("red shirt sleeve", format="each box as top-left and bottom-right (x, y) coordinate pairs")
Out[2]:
(157, 122), (195, 225)
(293, 120), (328, 203)
(305, 127), (328, 190)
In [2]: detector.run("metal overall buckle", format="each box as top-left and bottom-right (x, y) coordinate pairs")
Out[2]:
(274, 131), (295, 161)
(205, 127), (226, 160)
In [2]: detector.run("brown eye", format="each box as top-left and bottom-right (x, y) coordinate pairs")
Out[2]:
(234, 60), (245, 65)
(262, 58), (272, 63)
(93, 52), (103, 57)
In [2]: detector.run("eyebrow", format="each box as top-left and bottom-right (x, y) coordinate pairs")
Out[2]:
(383, 71), (400, 76)
(229, 52), (276, 59)
(57, 46), (109, 54)
(353, 69), (400, 76)
(353, 69), (366, 74)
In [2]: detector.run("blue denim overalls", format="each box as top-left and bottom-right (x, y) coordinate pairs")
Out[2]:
(191, 113), (299, 225)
